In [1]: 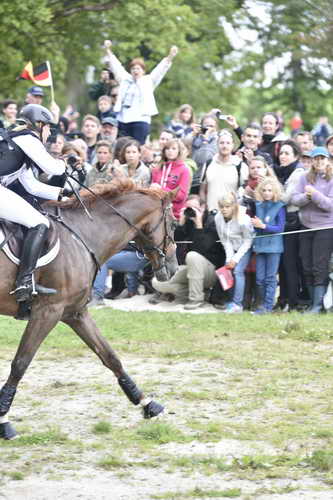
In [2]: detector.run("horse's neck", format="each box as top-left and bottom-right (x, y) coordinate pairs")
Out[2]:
(62, 197), (148, 265)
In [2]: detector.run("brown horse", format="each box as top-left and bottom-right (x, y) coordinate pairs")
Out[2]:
(0, 178), (176, 439)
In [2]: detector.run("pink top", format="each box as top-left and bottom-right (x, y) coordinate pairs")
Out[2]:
(152, 160), (190, 219)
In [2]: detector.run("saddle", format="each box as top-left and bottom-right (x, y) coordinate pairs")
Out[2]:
(0, 218), (60, 267)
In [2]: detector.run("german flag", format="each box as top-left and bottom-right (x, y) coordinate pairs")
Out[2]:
(19, 61), (52, 87)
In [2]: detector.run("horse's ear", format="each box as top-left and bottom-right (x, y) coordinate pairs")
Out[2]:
(166, 186), (180, 201)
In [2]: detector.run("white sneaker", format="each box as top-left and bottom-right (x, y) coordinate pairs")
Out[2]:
(223, 303), (243, 314)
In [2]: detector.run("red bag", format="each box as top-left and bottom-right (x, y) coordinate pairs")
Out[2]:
(215, 265), (234, 290)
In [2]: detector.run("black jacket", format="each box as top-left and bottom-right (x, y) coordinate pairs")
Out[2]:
(175, 211), (225, 268)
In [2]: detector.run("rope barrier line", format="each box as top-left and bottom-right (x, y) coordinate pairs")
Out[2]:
(175, 225), (333, 244)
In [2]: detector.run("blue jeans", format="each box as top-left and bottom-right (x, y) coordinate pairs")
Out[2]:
(232, 250), (252, 306)
(93, 250), (149, 298)
(256, 253), (281, 311)
(118, 121), (150, 145)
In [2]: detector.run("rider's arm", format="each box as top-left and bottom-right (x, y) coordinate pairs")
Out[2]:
(18, 167), (62, 201)
(12, 135), (66, 176)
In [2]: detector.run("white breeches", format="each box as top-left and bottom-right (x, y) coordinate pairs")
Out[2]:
(0, 185), (49, 228)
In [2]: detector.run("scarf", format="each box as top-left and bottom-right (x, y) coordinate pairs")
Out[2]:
(274, 159), (300, 185)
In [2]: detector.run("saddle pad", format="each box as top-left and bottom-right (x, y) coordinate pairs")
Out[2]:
(0, 227), (60, 268)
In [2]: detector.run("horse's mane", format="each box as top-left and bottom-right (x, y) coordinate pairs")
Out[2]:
(56, 178), (166, 209)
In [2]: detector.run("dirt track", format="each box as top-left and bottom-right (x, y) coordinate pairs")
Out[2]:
(1, 297), (332, 499)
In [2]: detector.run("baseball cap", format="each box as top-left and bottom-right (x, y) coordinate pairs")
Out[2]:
(311, 147), (329, 158)
(301, 151), (312, 158)
(102, 116), (118, 127)
(28, 86), (44, 97)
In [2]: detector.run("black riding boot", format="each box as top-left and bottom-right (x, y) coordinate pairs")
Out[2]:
(12, 224), (57, 303)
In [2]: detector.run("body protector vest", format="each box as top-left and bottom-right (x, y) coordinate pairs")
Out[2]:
(0, 128), (33, 177)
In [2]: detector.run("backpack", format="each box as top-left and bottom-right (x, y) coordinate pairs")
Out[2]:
(0, 128), (26, 177)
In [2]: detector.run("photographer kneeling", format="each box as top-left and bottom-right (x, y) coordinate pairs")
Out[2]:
(152, 195), (225, 310)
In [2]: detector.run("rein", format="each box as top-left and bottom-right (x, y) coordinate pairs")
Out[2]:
(47, 208), (101, 272)
(65, 172), (170, 258)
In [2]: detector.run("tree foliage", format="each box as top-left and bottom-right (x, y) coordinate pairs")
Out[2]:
(1, 0), (333, 130)
(229, 0), (333, 127)
(0, 0), (242, 122)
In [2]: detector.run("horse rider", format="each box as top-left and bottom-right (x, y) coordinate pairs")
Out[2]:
(0, 104), (67, 304)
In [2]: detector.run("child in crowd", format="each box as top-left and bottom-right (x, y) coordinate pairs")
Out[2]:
(118, 139), (151, 187)
(96, 95), (116, 122)
(215, 192), (254, 313)
(151, 138), (191, 219)
(167, 104), (194, 138)
(251, 178), (286, 314)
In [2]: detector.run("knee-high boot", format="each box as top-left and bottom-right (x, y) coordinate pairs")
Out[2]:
(12, 224), (57, 303)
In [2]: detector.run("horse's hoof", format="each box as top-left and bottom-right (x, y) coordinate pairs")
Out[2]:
(0, 422), (17, 440)
(143, 400), (164, 419)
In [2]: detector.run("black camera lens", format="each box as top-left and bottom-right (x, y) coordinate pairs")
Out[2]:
(184, 207), (196, 218)
(67, 154), (79, 167)
(201, 126), (208, 134)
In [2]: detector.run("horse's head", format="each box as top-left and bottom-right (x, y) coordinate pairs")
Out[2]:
(136, 191), (177, 282)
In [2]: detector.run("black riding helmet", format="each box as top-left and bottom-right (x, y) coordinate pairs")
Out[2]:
(19, 104), (53, 132)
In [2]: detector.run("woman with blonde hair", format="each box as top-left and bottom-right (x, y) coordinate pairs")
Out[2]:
(291, 147), (333, 313)
(215, 192), (254, 313)
(251, 178), (286, 314)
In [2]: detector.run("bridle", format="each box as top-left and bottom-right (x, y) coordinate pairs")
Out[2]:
(139, 201), (175, 272)
(64, 171), (175, 272)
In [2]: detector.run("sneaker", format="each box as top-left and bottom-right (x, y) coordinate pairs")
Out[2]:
(223, 302), (243, 314)
(88, 296), (105, 307)
(184, 300), (204, 310)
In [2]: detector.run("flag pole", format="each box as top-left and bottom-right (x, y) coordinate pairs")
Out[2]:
(46, 60), (55, 102)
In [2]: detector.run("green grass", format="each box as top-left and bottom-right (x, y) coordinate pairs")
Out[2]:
(2, 310), (333, 359)
(92, 421), (112, 434)
(152, 487), (242, 498)
(136, 421), (189, 445)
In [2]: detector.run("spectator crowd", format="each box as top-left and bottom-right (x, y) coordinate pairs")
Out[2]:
(2, 39), (333, 315)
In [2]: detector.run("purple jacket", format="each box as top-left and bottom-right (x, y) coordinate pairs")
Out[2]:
(291, 173), (333, 228)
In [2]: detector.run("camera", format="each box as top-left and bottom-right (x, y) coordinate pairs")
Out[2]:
(66, 154), (80, 168)
(184, 207), (196, 218)
(216, 111), (228, 120)
(200, 126), (208, 134)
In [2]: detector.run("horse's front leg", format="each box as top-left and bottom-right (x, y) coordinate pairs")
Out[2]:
(63, 310), (164, 419)
(0, 303), (63, 439)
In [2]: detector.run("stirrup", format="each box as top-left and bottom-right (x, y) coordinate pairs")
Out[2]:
(10, 275), (57, 302)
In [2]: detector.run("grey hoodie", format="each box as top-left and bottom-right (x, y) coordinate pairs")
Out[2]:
(215, 207), (254, 263)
